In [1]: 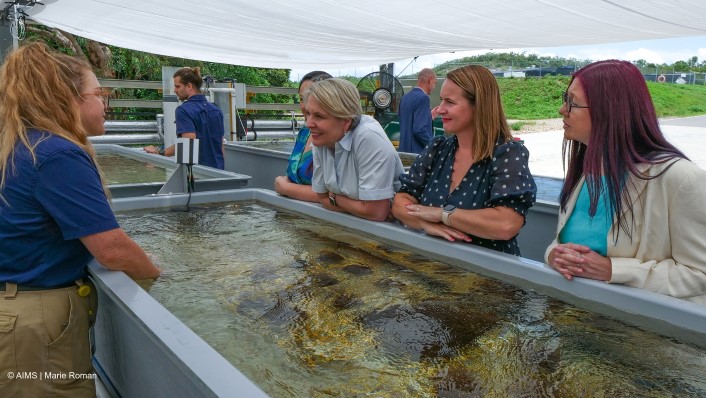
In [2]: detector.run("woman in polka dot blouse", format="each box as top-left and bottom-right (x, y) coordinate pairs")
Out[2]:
(391, 65), (537, 256)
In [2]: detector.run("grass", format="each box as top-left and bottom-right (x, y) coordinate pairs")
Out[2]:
(646, 82), (706, 117)
(499, 76), (570, 119)
(509, 121), (528, 131)
(498, 76), (706, 120)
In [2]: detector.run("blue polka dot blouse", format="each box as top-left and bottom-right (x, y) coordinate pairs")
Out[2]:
(398, 135), (537, 256)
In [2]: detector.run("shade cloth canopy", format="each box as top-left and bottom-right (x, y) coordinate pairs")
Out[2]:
(28, 0), (706, 69)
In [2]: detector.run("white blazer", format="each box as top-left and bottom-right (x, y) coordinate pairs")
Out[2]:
(545, 159), (706, 305)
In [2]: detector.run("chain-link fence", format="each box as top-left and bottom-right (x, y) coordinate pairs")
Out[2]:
(639, 69), (706, 85)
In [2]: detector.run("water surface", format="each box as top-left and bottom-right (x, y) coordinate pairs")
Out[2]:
(97, 153), (209, 184)
(118, 202), (706, 397)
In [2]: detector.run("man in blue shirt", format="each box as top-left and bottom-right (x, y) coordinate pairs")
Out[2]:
(398, 68), (436, 154)
(145, 67), (225, 169)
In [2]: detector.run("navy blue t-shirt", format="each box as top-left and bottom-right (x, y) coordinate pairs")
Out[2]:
(0, 130), (119, 287)
(176, 94), (225, 169)
(399, 135), (537, 255)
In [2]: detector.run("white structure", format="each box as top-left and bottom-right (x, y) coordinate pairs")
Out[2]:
(27, 1), (706, 69)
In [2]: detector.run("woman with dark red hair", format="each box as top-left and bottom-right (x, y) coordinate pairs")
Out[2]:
(545, 60), (706, 305)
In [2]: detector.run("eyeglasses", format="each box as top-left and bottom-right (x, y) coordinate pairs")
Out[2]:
(562, 91), (589, 113)
(80, 88), (111, 107)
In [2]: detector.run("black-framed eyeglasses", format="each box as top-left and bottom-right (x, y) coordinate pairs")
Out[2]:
(562, 91), (589, 113)
(80, 88), (111, 108)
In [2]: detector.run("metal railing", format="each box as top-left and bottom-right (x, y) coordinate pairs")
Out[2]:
(99, 79), (300, 112)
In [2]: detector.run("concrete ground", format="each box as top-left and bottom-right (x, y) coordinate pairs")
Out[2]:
(522, 117), (706, 179)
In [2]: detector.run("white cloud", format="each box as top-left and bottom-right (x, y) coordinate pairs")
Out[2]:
(624, 48), (664, 63)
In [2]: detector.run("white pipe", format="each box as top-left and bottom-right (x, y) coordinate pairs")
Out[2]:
(206, 88), (238, 92)
(89, 134), (160, 145)
(206, 87), (237, 103)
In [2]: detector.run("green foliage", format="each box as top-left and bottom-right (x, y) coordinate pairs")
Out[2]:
(673, 61), (690, 72)
(105, 48), (291, 88)
(509, 121), (525, 131)
(24, 26), (74, 55)
(109, 47), (166, 80)
(104, 46), (293, 118)
(424, 52), (706, 120)
(422, 52), (706, 78)
(402, 52), (592, 79)
(338, 76), (361, 86)
(498, 76), (706, 120)
(499, 76), (570, 119)
(646, 81), (706, 117)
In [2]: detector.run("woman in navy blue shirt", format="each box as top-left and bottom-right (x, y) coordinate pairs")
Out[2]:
(392, 65), (536, 256)
(0, 43), (160, 396)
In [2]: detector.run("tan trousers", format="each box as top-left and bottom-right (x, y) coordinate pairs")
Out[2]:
(0, 284), (96, 397)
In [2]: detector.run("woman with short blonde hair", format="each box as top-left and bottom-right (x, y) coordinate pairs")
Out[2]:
(304, 77), (363, 119)
(0, 42), (160, 396)
(305, 78), (404, 221)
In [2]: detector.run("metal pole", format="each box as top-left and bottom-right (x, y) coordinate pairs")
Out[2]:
(396, 56), (418, 78)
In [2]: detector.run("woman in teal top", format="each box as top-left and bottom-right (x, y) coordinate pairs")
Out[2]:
(274, 71), (331, 202)
(545, 61), (706, 306)
(557, 177), (612, 256)
(285, 125), (314, 185)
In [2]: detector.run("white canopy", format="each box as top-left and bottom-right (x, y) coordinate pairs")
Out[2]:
(28, 0), (706, 69)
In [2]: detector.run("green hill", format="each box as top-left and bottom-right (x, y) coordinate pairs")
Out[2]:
(418, 52), (706, 120)
(497, 76), (706, 120)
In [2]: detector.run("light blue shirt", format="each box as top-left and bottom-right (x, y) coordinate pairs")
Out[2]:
(312, 115), (404, 200)
(559, 178), (612, 256)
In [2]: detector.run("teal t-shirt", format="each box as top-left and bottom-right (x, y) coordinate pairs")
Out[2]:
(558, 179), (612, 256)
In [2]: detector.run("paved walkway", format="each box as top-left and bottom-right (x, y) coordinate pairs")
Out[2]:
(660, 115), (706, 128)
(523, 118), (706, 180)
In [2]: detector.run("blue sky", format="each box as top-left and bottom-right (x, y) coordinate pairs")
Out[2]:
(290, 36), (706, 80)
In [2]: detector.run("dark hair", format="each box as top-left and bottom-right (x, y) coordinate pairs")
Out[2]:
(173, 67), (203, 90)
(560, 60), (686, 238)
(299, 70), (332, 90)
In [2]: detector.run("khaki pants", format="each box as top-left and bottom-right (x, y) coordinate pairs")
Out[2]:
(0, 284), (96, 397)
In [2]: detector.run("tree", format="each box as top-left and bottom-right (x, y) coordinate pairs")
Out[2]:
(26, 23), (291, 86)
(673, 60), (689, 72)
(26, 25), (114, 77)
(687, 56), (698, 68)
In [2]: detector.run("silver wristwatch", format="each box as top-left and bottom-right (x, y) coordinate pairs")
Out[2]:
(441, 204), (456, 226)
